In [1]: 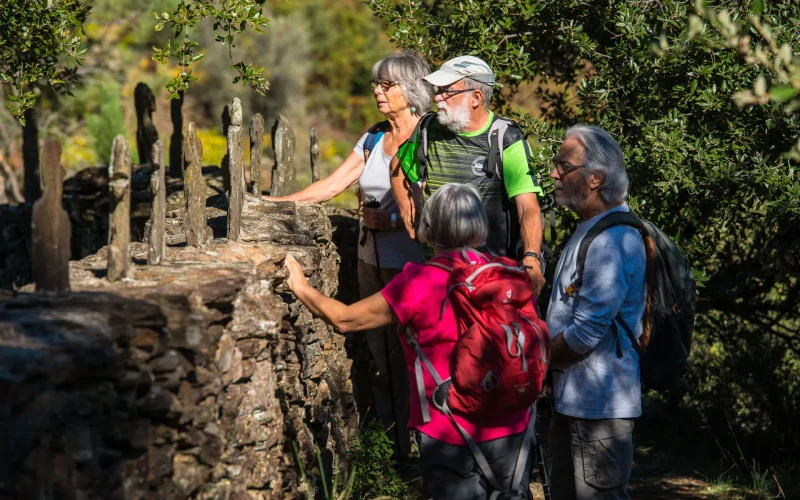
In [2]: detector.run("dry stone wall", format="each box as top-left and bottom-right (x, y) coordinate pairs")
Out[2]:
(0, 195), (358, 499)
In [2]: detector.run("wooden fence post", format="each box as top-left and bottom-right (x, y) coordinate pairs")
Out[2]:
(270, 115), (296, 197)
(184, 122), (209, 247)
(168, 91), (184, 178)
(310, 127), (320, 184)
(31, 139), (70, 291)
(108, 135), (132, 282)
(23, 107), (40, 202)
(221, 104), (231, 194)
(148, 140), (166, 265)
(135, 82), (159, 165)
(249, 113), (264, 195)
(227, 98), (244, 241)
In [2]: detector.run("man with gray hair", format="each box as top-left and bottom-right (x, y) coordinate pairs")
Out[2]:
(387, 55), (546, 295)
(545, 125), (646, 499)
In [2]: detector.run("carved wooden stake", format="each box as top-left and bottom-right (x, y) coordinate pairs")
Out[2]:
(31, 139), (70, 292)
(108, 135), (132, 282)
(270, 115), (296, 197)
(135, 82), (159, 165)
(148, 140), (166, 265)
(184, 122), (209, 247)
(249, 113), (264, 195)
(221, 104), (231, 194)
(310, 127), (320, 183)
(227, 99), (244, 242)
(23, 107), (40, 202)
(169, 91), (184, 178)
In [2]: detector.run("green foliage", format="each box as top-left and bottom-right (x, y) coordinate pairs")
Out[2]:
(369, 0), (800, 471)
(0, 0), (90, 123)
(152, 0), (270, 98)
(298, 0), (392, 133)
(689, 0), (800, 160)
(85, 80), (126, 164)
(348, 418), (408, 499)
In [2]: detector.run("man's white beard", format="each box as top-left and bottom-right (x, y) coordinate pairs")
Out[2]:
(437, 98), (471, 132)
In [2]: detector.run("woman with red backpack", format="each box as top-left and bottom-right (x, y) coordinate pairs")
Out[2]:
(285, 183), (549, 500)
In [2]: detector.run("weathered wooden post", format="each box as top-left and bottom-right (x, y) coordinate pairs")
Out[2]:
(270, 115), (296, 197)
(31, 139), (70, 291)
(310, 127), (320, 183)
(135, 82), (159, 165)
(148, 140), (166, 265)
(227, 99), (244, 242)
(221, 104), (231, 194)
(168, 91), (184, 178)
(249, 113), (264, 195)
(184, 122), (209, 247)
(108, 136), (132, 282)
(23, 107), (40, 202)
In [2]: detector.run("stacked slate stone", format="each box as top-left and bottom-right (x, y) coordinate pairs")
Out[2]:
(0, 195), (356, 499)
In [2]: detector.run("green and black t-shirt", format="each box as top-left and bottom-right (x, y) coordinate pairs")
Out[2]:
(397, 111), (543, 256)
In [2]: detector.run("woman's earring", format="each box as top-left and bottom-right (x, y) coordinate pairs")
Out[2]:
(411, 106), (417, 113)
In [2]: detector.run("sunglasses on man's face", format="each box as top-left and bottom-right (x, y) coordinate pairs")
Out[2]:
(370, 79), (400, 92)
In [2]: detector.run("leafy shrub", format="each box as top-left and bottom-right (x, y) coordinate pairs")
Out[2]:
(86, 80), (126, 165)
(348, 418), (407, 500)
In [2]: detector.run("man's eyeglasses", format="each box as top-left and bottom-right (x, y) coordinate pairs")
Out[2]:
(434, 86), (474, 98)
(551, 159), (583, 178)
(370, 79), (400, 91)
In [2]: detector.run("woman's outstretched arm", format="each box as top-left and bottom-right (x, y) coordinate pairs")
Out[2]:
(265, 150), (365, 203)
(285, 254), (395, 332)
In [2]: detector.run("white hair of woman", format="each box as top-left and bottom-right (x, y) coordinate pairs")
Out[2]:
(372, 51), (433, 117)
(418, 183), (489, 249)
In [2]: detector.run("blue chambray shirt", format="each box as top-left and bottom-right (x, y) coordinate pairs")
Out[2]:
(546, 203), (647, 419)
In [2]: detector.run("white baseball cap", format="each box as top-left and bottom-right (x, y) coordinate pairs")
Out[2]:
(424, 55), (496, 87)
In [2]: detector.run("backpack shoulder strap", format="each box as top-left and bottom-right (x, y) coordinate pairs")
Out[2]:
(363, 120), (389, 161)
(567, 211), (647, 294)
(414, 112), (438, 186)
(486, 117), (514, 180)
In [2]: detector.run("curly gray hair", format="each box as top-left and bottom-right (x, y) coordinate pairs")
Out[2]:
(372, 51), (432, 117)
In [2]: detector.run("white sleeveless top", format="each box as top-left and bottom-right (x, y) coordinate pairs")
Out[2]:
(354, 131), (424, 269)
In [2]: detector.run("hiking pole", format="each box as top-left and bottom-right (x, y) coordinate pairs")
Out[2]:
(363, 199), (401, 454)
(535, 398), (552, 500)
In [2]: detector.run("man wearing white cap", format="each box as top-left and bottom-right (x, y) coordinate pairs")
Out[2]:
(387, 55), (546, 295)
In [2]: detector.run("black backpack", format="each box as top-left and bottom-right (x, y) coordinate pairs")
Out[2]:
(567, 211), (696, 392)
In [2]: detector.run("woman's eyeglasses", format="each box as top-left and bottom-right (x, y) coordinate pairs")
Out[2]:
(370, 79), (400, 91)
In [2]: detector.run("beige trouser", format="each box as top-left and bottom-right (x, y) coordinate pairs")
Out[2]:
(357, 259), (411, 457)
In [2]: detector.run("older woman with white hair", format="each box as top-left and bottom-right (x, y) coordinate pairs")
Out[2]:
(266, 51), (432, 458)
(285, 183), (534, 500)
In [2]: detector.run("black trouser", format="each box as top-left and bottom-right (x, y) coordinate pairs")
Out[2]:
(417, 430), (534, 500)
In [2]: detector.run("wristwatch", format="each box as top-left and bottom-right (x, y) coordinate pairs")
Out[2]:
(390, 212), (397, 228)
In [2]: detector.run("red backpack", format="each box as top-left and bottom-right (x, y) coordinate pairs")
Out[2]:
(404, 248), (550, 496)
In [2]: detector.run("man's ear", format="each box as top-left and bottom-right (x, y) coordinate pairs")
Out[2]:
(471, 90), (483, 110)
(588, 170), (605, 191)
